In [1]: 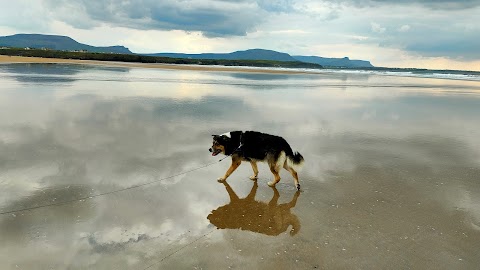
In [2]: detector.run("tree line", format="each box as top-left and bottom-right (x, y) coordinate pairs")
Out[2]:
(0, 48), (323, 69)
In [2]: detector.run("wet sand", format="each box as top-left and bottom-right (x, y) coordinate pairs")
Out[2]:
(0, 63), (479, 269)
(0, 55), (315, 74)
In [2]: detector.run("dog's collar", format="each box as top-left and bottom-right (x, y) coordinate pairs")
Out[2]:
(218, 132), (243, 162)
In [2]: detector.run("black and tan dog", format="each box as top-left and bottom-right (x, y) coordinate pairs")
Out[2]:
(209, 131), (304, 190)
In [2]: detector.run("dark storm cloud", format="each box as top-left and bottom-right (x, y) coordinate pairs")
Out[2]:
(44, 0), (267, 36)
(403, 35), (480, 59)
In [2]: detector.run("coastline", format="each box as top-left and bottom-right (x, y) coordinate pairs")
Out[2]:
(4, 55), (479, 82)
(1, 55), (480, 270)
(0, 55), (314, 75)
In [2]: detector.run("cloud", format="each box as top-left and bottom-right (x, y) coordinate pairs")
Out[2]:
(1, 0), (480, 67)
(398, 25), (410, 32)
(0, 1), (50, 33)
(290, 1), (341, 20)
(371, 22), (386, 33)
(38, 0), (342, 37)
(325, 3), (480, 61)
(394, 0), (480, 10)
(329, 0), (480, 10)
(42, 0), (267, 37)
(378, 15), (480, 60)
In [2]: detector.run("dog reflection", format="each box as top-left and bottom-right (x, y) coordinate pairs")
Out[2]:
(207, 181), (301, 236)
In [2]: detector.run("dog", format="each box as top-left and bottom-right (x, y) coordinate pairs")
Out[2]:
(209, 131), (304, 190)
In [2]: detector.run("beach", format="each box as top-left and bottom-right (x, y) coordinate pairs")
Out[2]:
(0, 55), (315, 74)
(0, 62), (479, 269)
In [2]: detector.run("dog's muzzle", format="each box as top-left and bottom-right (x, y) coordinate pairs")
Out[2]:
(209, 148), (221, 156)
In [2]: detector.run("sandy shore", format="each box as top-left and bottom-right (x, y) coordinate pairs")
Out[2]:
(1, 64), (480, 269)
(0, 55), (313, 75)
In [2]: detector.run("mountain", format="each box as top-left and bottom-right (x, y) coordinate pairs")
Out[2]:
(149, 49), (374, 68)
(0, 34), (132, 54)
(0, 34), (374, 68)
(293, 55), (374, 68)
(147, 49), (298, 62)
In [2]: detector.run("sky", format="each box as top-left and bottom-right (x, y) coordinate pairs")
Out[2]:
(0, 0), (479, 71)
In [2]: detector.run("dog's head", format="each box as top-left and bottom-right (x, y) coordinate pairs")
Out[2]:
(209, 134), (230, 156)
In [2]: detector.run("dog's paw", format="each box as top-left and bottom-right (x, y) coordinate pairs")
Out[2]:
(217, 177), (226, 182)
(249, 175), (258, 180)
(267, 181), (276, 187)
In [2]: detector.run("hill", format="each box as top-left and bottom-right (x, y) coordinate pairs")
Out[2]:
(0, 47), (323, 69)
(0, 34), (374, 68)
(293, 55), (374, 68)
(0, 34), (132, 54)
(147, 49), (298, 62)
(149, 49), (374, 68)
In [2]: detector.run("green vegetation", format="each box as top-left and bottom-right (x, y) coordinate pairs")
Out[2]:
(0, 34), (132, 54)
(0, 48), (323, 69)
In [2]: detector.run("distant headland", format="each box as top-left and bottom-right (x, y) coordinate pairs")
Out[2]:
(0, 33), (374, 69)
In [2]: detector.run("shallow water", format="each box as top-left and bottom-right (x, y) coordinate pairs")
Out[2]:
(0, 63), (479, 269)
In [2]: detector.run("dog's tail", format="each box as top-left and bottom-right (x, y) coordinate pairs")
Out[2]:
(286, 151), (305, 171)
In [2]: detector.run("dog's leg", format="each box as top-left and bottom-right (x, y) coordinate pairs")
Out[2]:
(221, 181), (239, 202)
(268, 186), (280, 206)
(284, 163), (301, 190)
(245, 181), (258, 201)
(267, 164), (281, 187)
(285, 188), (301, 208)
(218, 157), (241, 181)
(249, 161), (258, 180)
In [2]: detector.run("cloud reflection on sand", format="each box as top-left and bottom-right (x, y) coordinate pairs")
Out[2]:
(0, 64), (480, 269)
